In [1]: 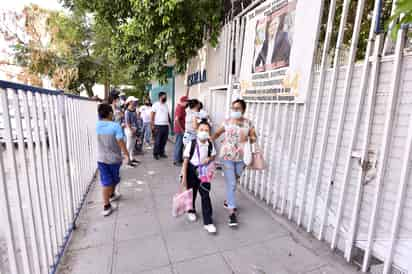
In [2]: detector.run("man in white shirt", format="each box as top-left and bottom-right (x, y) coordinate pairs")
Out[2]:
(151, 92), (171, 160)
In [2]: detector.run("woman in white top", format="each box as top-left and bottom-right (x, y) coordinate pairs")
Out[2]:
(183, 99), (201, 146)
(139, 98), (153, 148)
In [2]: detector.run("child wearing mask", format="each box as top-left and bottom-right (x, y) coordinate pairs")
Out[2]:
(181, 121), (217, 234)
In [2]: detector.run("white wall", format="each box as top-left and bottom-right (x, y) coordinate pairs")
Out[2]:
(242, 54), (412, 272)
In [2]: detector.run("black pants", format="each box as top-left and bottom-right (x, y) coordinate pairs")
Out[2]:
(153, 125), (169, 156)
(187, 163), (213, 225)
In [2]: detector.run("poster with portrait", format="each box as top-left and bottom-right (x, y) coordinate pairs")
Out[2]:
(239, 0), (323, 103)
(252, 4), (294, 74)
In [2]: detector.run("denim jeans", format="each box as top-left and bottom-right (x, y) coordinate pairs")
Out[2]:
(173, 133), (184, 163)
(143, 122), (151, 145)
(223, 160), (245, 209)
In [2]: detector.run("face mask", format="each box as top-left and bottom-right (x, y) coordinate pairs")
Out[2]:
(230, 111), (242, 119)
(161, 97), (167, 103)
(197, 131), (209, 141)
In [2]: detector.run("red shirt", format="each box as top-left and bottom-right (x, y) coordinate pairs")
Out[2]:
(174, 104), (186, 134)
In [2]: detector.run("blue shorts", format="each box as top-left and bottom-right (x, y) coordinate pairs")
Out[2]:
(98, 162), (121, 187)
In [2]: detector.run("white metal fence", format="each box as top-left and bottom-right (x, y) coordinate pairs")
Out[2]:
(231, 0), (412, 273)
(0, 81), (97, 274)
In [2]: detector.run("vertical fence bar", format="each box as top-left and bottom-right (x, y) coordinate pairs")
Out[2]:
(242, 102), (255, 188)
(60, 95), (75, 223)
(22, 90), (49, 272)
(37, 93), (59, 258)
(382, 81), (412, 274)
(0, 90), (19, 274)
(344, 37), (384, 258)
(266, 102), (281, 205)
(273, 104), (288, 209)
(1, 88), (32, 274)
(306, 0), (351, 233)
(333, 0), (383, 254)
(259, 102), (274, 200)
(254, 102), (266, 196)
(296, 0), (337, 226)
(44, 94), (65, 248)
(280, 103), (299, 215)
(12, 88), (42, 274)
(319, 0), (369, 240)
(251, 102), (261, 193)
(362, 27), (406, 273)
(32, 92), (54, 267)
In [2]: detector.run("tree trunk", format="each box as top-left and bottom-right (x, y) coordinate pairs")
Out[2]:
(104, 79), (110, 100)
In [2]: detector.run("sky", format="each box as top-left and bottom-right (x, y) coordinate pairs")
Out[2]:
(2, 0), (64, 11)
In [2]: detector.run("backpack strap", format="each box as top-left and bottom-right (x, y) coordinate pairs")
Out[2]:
(189, 139), (197, 160)
(189, 139), (213, 161)
(207, 140), (212, 157)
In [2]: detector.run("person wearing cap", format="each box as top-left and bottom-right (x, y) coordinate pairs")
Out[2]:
(124, 96), (140, 166)
(173, 86), (190, 166)
(173, 95), (189, 166)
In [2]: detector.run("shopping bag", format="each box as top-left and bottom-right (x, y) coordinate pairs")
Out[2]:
(249, 145), (265, 170)
(243, 140), (253, 166)
(172, 188), (193, 217)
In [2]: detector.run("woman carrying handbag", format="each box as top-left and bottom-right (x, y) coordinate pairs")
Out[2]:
(212, 99), (258, 227)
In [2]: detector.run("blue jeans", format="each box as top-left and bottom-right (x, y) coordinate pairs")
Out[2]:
(143, 122), (151, 145)
(223, 160), (245, 209)
(173, 133), (184, 163)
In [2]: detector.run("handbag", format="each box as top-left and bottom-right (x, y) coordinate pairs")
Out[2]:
(249, 145), (265, 170)
(172, 188), (193, 217)
(243, 139), (253, 166)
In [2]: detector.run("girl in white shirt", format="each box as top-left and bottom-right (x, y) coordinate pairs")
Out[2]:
(181, 121), (217, 234)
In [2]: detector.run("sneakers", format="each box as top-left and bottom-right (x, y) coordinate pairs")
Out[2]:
(102, 203), (117, 217)
(110, 192), (121, 203)
(187, 212), (197, 222)
(131, 159), (141, 165)
(154, 155), (160, 160)
(228, 213), (238, 227)
(223, 200), (237, 212)
(204, 224), (217, 234)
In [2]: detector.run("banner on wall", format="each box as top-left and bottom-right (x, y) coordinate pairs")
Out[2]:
(239, 0), (323, 103)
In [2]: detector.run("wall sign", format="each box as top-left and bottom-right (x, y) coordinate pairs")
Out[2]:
(239, 0), (323, 103)
(187, 70), (207, 86)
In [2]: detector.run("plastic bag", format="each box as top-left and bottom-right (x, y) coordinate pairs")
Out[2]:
(172, 188), (193, 217)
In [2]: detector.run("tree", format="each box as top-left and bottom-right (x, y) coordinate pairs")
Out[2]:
(63, 0), (223, 83)
(389, 0), (412, 39)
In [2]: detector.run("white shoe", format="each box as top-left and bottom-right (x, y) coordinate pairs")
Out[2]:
(187, 212), (197, 222)
(102, 203), (117, 217)
(110, 192), (121, 203)
(204, 224), (217, 234)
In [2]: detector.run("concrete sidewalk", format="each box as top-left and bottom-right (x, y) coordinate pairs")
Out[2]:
(58, 145), (359, 274)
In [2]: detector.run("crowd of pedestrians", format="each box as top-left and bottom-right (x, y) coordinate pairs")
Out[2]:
(96, 87), (258, 234)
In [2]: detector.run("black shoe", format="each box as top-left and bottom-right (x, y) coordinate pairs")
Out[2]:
(154, 155), (160, 160)
(228, 213), (238, 227)
(160, 154), (168, 158)
(223, 201), (237, 212)
(128, 161), (137, 167)
(131, 159), (141, 164)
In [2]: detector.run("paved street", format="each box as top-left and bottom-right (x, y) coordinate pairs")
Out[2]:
(58, 145), (359, 274)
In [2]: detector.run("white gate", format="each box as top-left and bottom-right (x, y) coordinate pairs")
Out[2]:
(0, 81), (98, 274)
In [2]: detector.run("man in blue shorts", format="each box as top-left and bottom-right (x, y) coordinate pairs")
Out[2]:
(97, 103), (130, 216)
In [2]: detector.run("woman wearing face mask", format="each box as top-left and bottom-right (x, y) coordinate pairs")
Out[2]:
(183, 99), (202, 146)
(212, 99), (257, 227)
(181, 121), (217, 234)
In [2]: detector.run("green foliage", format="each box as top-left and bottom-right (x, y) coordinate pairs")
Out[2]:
(63, 0), (222, 83)
(317, 0), (393, 63)
(389, 0), (412, 39)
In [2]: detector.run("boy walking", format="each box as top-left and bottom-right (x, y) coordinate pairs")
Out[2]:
(97, 103), (130, 216)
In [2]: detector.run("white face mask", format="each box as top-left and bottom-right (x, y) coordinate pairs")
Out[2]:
(230, 111), (242, 119)
(197, 131), (209, 141)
